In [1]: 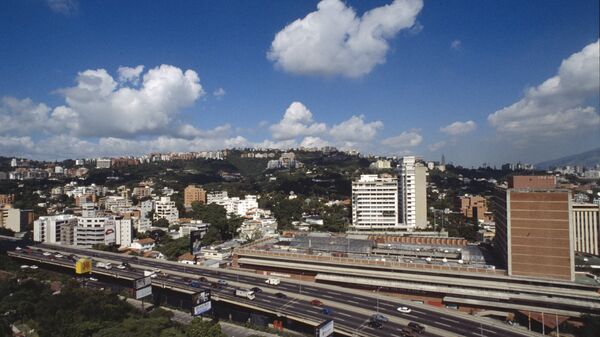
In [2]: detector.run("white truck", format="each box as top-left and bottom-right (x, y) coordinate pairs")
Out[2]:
(234, 288), (256, 300)
(96, 262), (112, 270)
(265, 277), (280, 285)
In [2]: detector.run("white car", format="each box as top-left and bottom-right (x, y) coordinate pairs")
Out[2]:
(43, 252), (52, 256)
(397, 306), (412, 313)
(55, 254), (63, 258)
(89, 277), (98, 282)
(20, 265), (29, 269)
(15, 246), (22, 251)
(29, 265), (39, 270)
(116, 264), (126, 270)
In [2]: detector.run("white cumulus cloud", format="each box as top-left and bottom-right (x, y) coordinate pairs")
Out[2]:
(213, 87), (226, 98)
(0, 97), (52, 135)
(270, 102), (327, 140)
(117, 65), (144, 85)
(330, 115), (383, 142)
(53, 64), (204, 137)
(381, 129), (423, 148)
(488, 40), (600, 137)
(268, 0), (423, 78)
(440, 120), (476, 135)
(300, 136), (330, 149)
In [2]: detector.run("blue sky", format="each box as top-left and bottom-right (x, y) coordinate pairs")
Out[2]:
(0, 0), (598, 166)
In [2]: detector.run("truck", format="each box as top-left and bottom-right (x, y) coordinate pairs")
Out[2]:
(234, 288), (255, 300)
(265, 277), (280, 285)
(96, 262), (112, 270)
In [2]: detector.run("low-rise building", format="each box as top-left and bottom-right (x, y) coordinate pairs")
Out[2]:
(34, 214), (78, 243)
(154, 197), (179, 224)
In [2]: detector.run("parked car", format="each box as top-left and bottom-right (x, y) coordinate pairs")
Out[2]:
(310, 299), (324, 306)
(397, 306), (412, 313)
(275, 292), (287, 299)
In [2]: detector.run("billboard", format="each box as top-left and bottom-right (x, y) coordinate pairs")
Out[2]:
(134, 276), (152, 290)
(104, 223), (116, 245)
(135, 285), (152, 299)
(75, 258), (92, 274)
(190, 230), (203, 255)
(192, 300), (211, 316)
(315, 319), (334, 337)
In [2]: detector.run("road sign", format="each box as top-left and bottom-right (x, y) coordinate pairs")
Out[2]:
(135, 285), (152, 299)
(75, 258), (92, 274)
(315, 319), (334, 337)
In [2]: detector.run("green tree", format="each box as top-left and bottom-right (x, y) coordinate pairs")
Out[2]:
(154, 218), (170, 228)
(272, 197), (303, 230)
(157, 236), (190, 261)
(185, 318), (226, 337)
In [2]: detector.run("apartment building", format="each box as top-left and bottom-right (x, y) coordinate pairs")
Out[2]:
(458, 195), (492, 223)
(0, 207), (33, 233)
(75, 215), (111, 247)
(398, 156), (428, 229)
(33, 215), (78, 243)
(573, 203), (600, 255)
(154, 196), (179, 224)
(492, 176), (574, 281)
(352, 174), (400, 229)
(184, 185), (206, 207)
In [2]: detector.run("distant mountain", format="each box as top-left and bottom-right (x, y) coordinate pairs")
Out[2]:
(536, 147), (600, 169)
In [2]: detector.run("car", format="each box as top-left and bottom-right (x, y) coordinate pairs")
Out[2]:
(43, 252), (52, 256)
(199, 276), (208, 282)
(20, 265), (29, 269)
(190, 280), (201, 288)
(217, 280), (228, 286)
(29, 265), (38, 270)
(15, 246), (22, 251)
(397, 306), (412, 313)
(275, 292), (287, 299)
(211, 282), (222, 289)
(371, 313), (389, 322)
(368, 320), (383, 329)
(89, 277), (98, 282)
(183, 277), (191, 283)
(310, 299), (324, 306)
(116, 264), (126, 269)
(408, 322), (425, 333)
(400, 328), (415, 337)
(54, 254), (63, 258)
(321, 307), (333, 315)
(250, 287), (262, 293)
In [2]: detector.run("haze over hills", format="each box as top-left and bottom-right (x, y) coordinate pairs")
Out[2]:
(536, 147), (600, 169)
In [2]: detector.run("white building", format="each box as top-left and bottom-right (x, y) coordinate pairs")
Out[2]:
(96, 158), (111, 169)
(74, 215), (112, 247)
(370, 159), (392, 170)
(351, 174), (400, 229)
(206, 192), (258, 217)
(398, 156), (428, 229)
(207, 191), (229, 204)
(154, 196), (179, 224)
(115, 219), (133, 247)
(33, 214), (77, 243)
(102, 196), (131, 212)
(179, 220), (210, 237)
(573, 203), (600, 255)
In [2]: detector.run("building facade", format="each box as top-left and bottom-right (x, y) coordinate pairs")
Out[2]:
(573, 203), (600, 255)
(184, 185), (206, 207)
(492, 176), (574, 281)
(33, 215), (77, 243)
(398, 156), (428, 229)
(154, 197), (179, 224)
(352, 174), (400, 229)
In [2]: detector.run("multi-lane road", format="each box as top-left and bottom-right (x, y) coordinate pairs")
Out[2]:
(9, 242), (538, 337)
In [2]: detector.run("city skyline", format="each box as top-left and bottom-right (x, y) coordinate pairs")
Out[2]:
(0, 0), (598, 166)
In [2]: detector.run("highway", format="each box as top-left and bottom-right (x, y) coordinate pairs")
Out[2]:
(10, 243), (538, 337)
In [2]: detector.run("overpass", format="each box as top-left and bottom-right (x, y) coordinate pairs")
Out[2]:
(4, 241), (541, 337)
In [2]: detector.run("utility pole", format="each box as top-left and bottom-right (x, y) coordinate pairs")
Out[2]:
(542, 312), (545, 335)
(555, 314), (559, 337)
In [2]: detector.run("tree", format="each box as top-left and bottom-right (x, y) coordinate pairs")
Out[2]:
(185, 318), (226, 337)
(191, 203), (241, 243)
(272, 198), (303, 230)
(157, 236), (190, 261)
(154, 218), (170, 228)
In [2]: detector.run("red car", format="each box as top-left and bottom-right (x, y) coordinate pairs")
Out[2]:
(310, 299), (324, 306)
